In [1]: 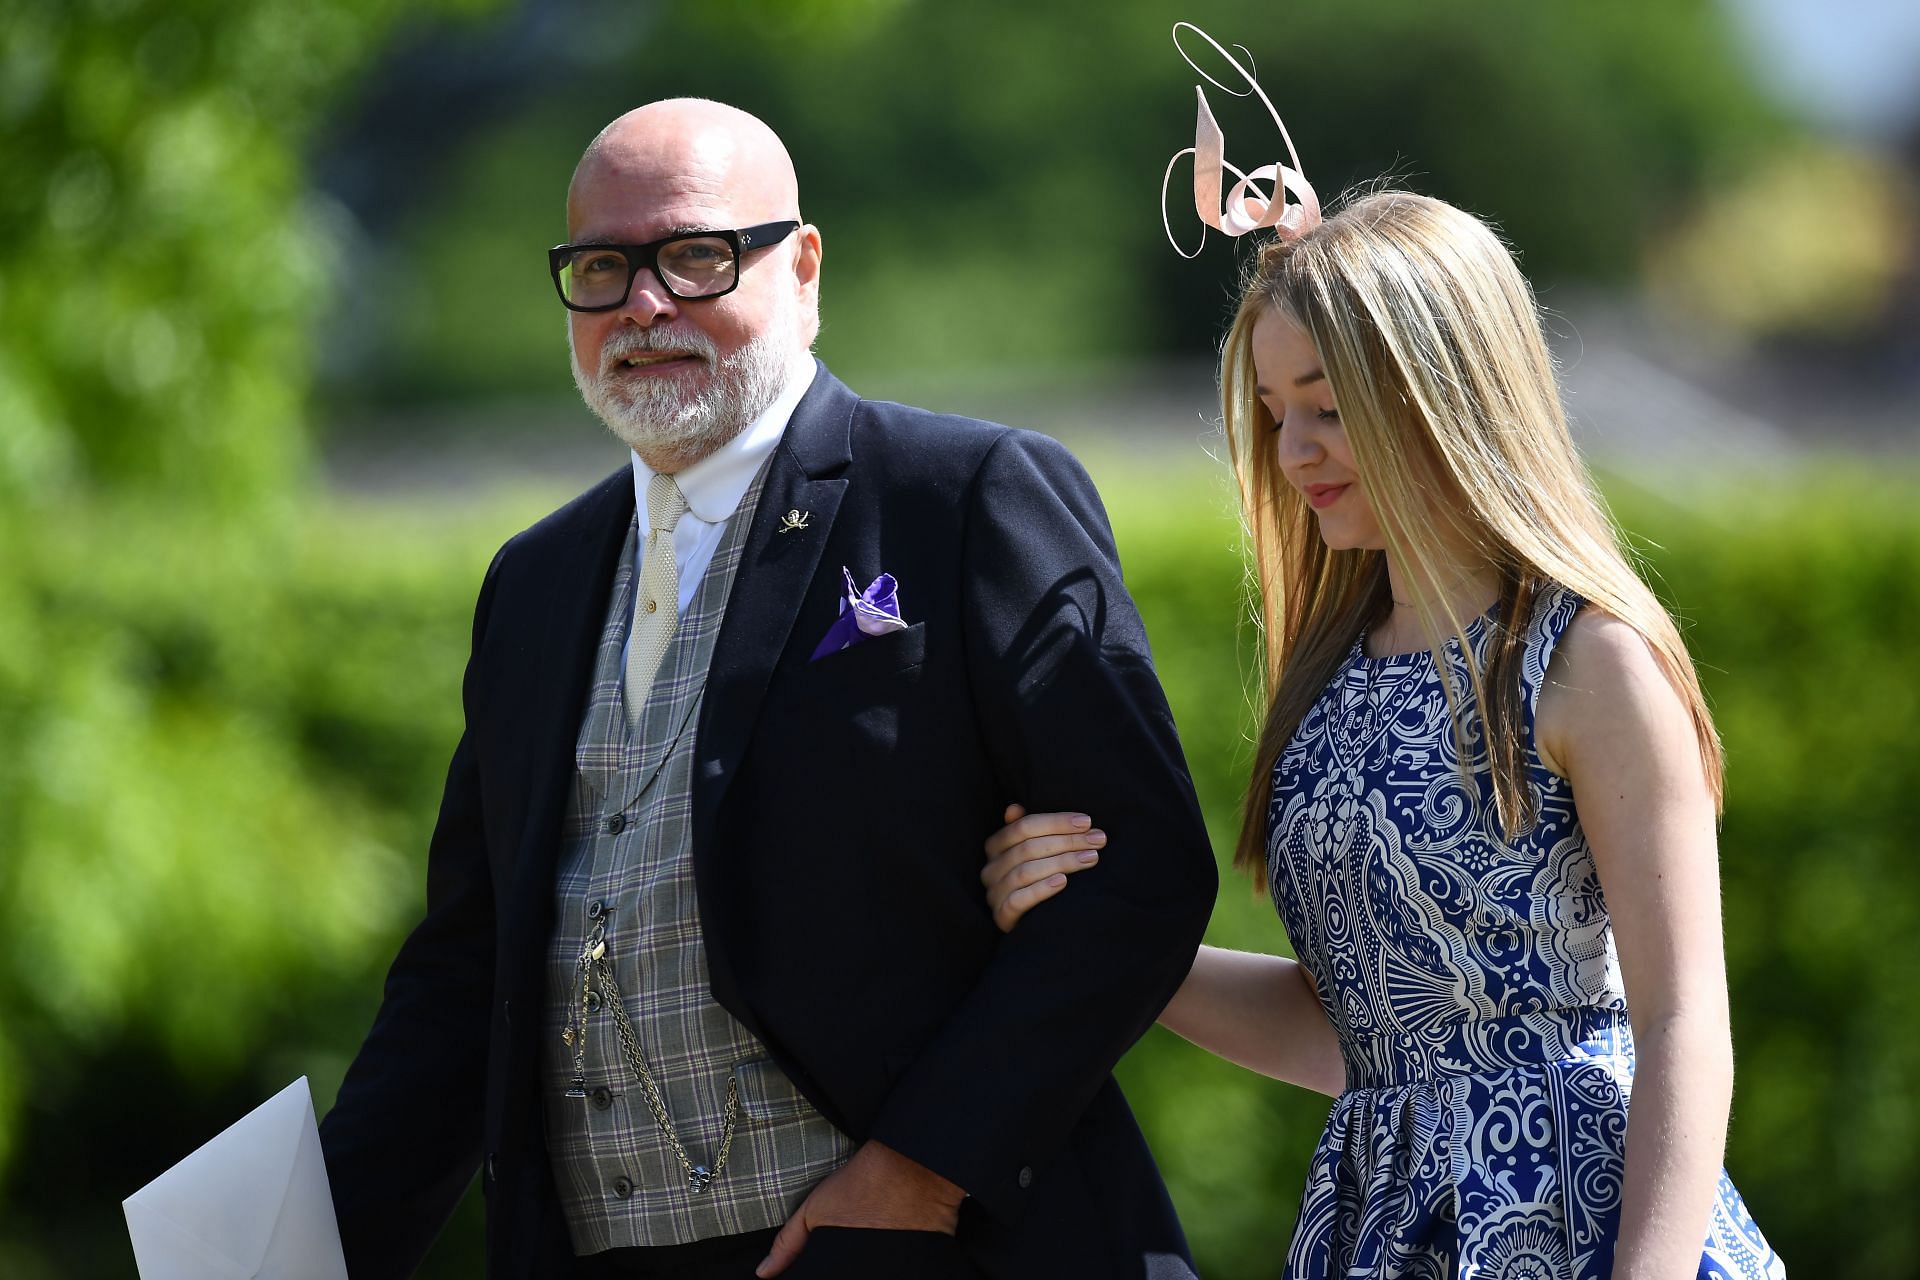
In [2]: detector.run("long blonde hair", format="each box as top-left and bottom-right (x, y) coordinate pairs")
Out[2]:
(1225, 191), (1723, 877)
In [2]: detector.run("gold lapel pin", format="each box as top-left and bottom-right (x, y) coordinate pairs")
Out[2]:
(777, 509), (811, 534)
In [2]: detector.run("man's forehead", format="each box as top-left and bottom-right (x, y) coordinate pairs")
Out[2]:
(567, 198), (738, 245)
(567, 104), (797, 241)
(567, 160), (751, 241)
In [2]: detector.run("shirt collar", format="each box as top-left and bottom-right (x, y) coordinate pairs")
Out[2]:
(629, 358), (816, 526)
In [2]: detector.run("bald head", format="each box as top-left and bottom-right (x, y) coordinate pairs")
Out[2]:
(568, 99), (800, 235)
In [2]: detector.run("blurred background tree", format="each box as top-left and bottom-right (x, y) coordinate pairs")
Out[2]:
(0, 0), (494, 509)
(0, 0), (499, 1272)
(313, 0), (1785, 414)
(1, 0), (1916, 1275)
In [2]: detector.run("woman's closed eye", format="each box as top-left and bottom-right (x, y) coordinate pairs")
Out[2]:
(1268, 406), (1342, 432)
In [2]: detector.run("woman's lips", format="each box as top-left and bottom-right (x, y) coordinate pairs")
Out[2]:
(1304, 483), (1350, 510)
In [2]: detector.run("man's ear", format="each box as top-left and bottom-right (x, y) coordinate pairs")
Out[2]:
(795, 223), (823, 302)
(791, 223), (823, 344)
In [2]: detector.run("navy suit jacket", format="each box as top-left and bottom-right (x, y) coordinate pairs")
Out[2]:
(319, 363), (1219, 1278)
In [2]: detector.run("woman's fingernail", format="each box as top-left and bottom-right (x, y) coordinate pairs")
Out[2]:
(1072, 814), (1092, 829)
(1046, 874), (1068, 888)
(1088, 830), (1106, 845)
(1077, 851), (1100, 864)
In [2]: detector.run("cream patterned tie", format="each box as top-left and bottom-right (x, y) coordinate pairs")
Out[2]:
(624, 472), (689, 729)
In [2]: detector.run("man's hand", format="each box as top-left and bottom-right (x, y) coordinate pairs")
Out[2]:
(755, 1140), (966, 1277)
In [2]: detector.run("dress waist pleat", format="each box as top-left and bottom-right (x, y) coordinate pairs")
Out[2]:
(1339, 1006), (1633, 1091)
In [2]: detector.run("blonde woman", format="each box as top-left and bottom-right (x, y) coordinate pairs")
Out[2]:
(981, 176), (1786, 1279)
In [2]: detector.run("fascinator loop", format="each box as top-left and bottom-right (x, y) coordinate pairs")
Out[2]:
(1161, 22), (1322, 258)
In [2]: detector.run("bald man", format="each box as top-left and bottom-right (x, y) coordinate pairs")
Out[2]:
(319, 100), (1216, 1280)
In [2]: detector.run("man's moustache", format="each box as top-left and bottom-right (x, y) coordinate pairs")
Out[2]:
(598, 330), (715, 373)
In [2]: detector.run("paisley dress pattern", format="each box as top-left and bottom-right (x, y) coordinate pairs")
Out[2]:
(1267, 585), (1784, 1280)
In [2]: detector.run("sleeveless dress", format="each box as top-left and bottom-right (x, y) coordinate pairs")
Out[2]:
(1266, 584), (1785, 1280)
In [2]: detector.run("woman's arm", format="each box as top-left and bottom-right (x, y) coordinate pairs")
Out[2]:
(1538, 611), (1733, 1280)
(1161, 945), (1345, 1095)
(984, 808), (1345, 1096)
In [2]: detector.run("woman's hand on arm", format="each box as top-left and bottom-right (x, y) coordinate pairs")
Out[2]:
(983, 805), (1345, 1096)
(1539, 611), (1733, 1280)
(981, 804), (1104, 933)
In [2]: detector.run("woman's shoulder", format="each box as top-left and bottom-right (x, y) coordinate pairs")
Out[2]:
(1534, 601), (1689, 778)
(1551, 605), (1663, 686)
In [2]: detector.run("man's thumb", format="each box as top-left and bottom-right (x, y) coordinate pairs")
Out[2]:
(755, 1211), (811, 1278)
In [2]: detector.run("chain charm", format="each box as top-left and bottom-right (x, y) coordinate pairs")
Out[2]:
(565, 917), (739, 1192)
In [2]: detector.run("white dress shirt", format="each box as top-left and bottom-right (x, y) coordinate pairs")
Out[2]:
(626, 359), (816, 637)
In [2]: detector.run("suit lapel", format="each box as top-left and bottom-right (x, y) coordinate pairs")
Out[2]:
(693, 364), (858, 859)
(501, 469), (635, 974)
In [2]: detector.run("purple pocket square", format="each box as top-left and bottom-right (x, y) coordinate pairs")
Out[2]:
(810, 567), (909, 661)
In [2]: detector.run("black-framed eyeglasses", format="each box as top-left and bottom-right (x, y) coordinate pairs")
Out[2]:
(547, 221), (800, 311)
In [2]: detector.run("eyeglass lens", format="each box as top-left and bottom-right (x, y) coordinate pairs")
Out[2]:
(560, 236), (739, 307)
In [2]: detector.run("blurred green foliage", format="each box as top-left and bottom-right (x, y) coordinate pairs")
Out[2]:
(1648, 140), (1920, 339)
(0, 0), (497, 509)
(1, 464), (1915, 1275)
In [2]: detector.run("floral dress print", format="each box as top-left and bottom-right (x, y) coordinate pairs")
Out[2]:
(1266, 585), (1785, 1280)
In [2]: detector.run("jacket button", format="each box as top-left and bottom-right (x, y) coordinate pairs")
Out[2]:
(1017, 1166), (1033, 1189)
(486, 1153), (497, 1182)
(612, 1175), (634, 1198)
(589, 1086), (613, 1110)
(605, 813), (626, 835)
(588, 898), (607, 919)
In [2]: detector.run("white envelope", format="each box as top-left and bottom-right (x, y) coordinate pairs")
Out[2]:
(123, 1076), (350, 1280)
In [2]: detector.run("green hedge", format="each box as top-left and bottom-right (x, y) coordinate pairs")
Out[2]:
(0, 462), (1912, 1276)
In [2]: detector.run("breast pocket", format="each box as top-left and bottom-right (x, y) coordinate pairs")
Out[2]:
(805, 622), (924, 743)
(777, 621), (926, 784)
(807, 622), (928, 684)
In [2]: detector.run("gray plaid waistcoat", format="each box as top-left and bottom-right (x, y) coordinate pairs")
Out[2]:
(542, 464), (853, 1253)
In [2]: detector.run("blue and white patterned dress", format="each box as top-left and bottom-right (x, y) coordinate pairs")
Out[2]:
(1266, 584), (1785, 1280)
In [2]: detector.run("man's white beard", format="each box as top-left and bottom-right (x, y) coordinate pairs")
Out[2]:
(570, 303), (800, 462)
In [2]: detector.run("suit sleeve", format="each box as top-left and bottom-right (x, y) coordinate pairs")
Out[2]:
(319, 544), (506, 1280)
(867, 431), (1218, 1222)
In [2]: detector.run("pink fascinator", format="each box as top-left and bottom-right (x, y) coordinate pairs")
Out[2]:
(1161, 22), (1322, 257)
